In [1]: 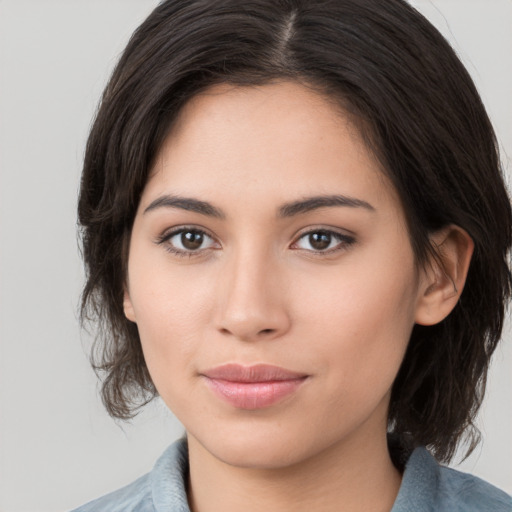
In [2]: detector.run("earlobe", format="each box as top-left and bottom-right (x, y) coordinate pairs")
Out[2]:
(415, 225), (474, 326)
(123, 289), (137, 323)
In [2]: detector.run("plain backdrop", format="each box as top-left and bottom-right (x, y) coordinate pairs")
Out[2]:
(0, 1), (511, 511)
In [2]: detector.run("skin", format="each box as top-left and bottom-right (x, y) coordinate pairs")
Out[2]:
(123, 82), (472, 512)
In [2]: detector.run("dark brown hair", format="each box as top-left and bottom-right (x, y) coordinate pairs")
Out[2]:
(79, 0), (512, 462)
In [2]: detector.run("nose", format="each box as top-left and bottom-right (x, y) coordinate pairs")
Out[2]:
(214, 249), (291, 342)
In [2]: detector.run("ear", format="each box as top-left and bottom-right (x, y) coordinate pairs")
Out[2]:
(123, 288), (137, 323)
(415, 225), (474, 326)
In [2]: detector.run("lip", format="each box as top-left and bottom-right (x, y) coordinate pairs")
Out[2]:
(200, 364), (308, 410)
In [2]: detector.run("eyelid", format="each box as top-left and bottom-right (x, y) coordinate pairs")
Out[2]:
(155, 225), (221, 256)
(154, 224), (355, 257)
(290, 227), (356, 254)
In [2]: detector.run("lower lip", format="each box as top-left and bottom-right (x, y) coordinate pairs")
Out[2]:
(203, 377), (307, 410)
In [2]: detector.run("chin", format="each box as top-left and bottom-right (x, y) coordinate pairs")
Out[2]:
(187, 420), (344, 471)
(208, 438), (310, 470)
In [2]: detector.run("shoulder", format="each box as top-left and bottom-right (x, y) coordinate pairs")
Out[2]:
(436, 463), (512, 511)
(392, 446), (512, 512)
(71, 438), (190, 512)
(71, 473), (154, 512)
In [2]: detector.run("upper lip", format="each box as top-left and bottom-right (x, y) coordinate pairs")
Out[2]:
(201, 364), (308, 382)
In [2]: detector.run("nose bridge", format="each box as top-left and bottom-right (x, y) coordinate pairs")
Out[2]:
(215, 243), (290, 341)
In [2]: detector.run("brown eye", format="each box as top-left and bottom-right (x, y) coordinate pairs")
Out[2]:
(308, 232), (331, 250)
(160, 228), (217, 255)
(181, 230), (204, 250)
(293, 229), (355, 253)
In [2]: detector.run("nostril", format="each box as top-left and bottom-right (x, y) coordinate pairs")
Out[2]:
(259, 329), (275, 335)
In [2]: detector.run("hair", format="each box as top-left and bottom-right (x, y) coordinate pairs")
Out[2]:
(79, 0), (512, 462)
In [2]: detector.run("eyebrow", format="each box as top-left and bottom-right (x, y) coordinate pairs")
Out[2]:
(144, 195), (225, 218)
(278, 194), (375, 217)
(143, 193), (375, 219)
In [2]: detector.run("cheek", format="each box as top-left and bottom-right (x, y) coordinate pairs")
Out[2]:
(131, 289), (208, 413)
(293, 256), (418, 389)
(296, 256), (418, 329)
(126, 255), (217, 386)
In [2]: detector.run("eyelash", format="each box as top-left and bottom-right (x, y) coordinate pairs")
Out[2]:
(291, 229), (356, 255)
(156, 226), (218, 258)
(155, 226), (355, 258)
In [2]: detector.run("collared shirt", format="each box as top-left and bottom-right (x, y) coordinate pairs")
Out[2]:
(72, 438), (512, 511)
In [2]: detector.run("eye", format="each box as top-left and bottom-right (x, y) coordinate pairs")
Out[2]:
(292, 229), (355, 253)
(157, 227), (219, 256)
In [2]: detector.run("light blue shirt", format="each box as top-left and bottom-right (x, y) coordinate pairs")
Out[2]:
(72, 438), (512, 511)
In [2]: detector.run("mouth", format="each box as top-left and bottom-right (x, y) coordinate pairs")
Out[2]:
(200, 364), (309, 410)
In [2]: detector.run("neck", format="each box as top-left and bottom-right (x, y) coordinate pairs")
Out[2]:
(186, 422), (401, 512)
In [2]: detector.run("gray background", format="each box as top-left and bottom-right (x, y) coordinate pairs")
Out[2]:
(0, 1), (510, 511)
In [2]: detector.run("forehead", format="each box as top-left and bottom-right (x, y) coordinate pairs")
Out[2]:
(144, 81), (399, 216)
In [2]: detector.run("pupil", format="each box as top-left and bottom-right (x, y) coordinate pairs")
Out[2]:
(181, 231), (203, 250)
(309, 232), (331, 250)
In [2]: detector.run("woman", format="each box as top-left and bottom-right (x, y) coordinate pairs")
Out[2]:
(74, 0), (512, 510)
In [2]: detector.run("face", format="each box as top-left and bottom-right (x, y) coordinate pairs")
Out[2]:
(124, 82), (428, 469)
